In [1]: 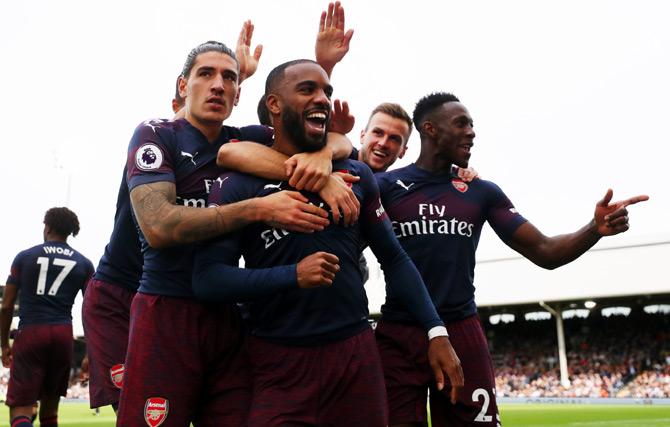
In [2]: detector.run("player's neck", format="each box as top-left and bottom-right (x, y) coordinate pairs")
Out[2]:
(185, 114), (222, 143)
(44, 233), (67, 243)
(415, 151), (452, 175)
(271, 130), (300, 157)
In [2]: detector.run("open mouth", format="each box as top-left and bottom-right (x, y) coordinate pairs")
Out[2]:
(370, 149), (388, 159)
(304, 110), (328, 133)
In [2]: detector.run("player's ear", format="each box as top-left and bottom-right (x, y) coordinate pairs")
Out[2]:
(178, 76), (188, 99)
(234, 86), (241, 106)
(398, 143), (408, 159)
(421, 120), (436, 138)
(360, 128), (366, 143)
(266, 93), (281, 115)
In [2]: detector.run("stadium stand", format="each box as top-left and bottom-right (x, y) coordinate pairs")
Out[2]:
(483, 301), (670, 398)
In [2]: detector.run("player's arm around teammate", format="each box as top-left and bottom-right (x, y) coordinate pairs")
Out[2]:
(218, 98), (360, 226)
(131, 180), (329, 249)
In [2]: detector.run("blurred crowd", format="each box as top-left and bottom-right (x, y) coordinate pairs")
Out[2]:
(488, 310), (669, 398)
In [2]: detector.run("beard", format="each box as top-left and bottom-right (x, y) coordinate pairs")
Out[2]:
(281, 105), (327, 152)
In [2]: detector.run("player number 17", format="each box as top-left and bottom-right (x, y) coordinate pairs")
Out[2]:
(35, 257), (77, 296)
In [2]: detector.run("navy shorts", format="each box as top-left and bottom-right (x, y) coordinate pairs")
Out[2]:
(6, 324), (73, 407)
(82, 278), (135, 408)
(116, 293), (251, 427)
(247, 327), (388, 427)
(375, 315), (501, 427)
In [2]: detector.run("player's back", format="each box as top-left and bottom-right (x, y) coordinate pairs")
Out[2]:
(9, 241), (94, 327)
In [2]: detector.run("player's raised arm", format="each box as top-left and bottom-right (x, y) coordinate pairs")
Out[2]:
(236, 20), (263, 84)
(315, 1), (354, 77)
(506, 189), (649, 269)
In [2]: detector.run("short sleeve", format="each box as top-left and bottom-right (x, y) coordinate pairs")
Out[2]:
(126, 120), (176, 191)
(6, 251), (24, 287)
(485, 182), (528, 241)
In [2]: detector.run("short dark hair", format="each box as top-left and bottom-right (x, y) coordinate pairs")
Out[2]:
(181, 41), (238, 78)
(173, 75), (185, 109)
(265, 59), (318, 95)
(366, 103), (413, 140)
(44, 207), (80, 238)
(257, 94), (272, 126)
(412, 92), (460, 132)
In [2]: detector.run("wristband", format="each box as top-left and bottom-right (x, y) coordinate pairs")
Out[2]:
(428, 325), (449, 340)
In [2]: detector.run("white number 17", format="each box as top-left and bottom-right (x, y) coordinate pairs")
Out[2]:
(35, 257), (77, 296)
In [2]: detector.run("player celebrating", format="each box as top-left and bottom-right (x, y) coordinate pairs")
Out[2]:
(1, 207), (93, 427)
(193, 59), (464, 427)
(84, 11), (355, 415)
(116, 37), (366, 425)
(375, 92), (648, 426)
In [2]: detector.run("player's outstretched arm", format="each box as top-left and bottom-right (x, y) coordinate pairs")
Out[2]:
(507, 189), (649, 269)
(130, 181), (329, 248)
(315, 1), (354, 77)
(0, 283), (18, 368)
(236, 20), (263, 84)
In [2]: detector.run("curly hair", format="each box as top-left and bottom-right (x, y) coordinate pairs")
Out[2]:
(44, 207), (80, 237)
(412, 92), (460, 133)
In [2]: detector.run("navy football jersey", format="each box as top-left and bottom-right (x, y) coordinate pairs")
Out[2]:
(377, 163), (527, 323)
(126, 118), (273, 297)
(196, 159), (443, 345)
(7, 241), (93, 327)
(93, 165), (143, 291)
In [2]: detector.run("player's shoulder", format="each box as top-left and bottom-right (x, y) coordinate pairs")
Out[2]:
(469, 177), (505, 194)
(132, 118), (179, 135)
(12, 244), (40, 263)
(375, 164), (416, 188)
(223, 124), (274, 145)
(334, 158), (373, 177)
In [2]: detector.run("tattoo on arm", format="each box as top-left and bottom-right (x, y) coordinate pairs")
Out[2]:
(130, 181), (259, 248)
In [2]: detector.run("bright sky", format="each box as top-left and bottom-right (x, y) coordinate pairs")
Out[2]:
(1, 1), (668, 330)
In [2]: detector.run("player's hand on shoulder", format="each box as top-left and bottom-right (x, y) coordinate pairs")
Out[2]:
(259, 190), (329, 233)
(594, 189), (649, 236)
(319, 172), (360, 226)
(1, 344), (11, 368)
(329, 99), (355, 135)
(297, 251), (340, 288)
(285, 150), (333, 191)
(428, 336), (464, 404)
(456, 166), (480, 182)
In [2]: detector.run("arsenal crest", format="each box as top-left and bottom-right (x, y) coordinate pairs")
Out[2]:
(452, 179), (468, 193)
(110, 364), (125, 389)
(144, 397), (169, 427)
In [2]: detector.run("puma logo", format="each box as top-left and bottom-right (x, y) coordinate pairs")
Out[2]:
(181, 151), (198, 165)
(264, 182), (283, 190)
(396, 180), (415, 191)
